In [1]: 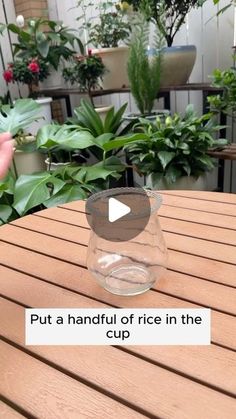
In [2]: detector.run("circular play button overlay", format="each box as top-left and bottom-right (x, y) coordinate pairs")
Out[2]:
(86, 187), (158, 242)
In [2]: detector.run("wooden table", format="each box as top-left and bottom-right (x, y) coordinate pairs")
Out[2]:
(0, 191), (236, 418)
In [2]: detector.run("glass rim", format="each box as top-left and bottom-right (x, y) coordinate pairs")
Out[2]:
(86, 187), (162, 218)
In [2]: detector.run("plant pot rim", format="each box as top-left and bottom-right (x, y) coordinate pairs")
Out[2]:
(95, 105), (113, 113)
(148, 45), (196, 55)
(92, 46), (129, 54)
(124, 109), (170, 120)
(36, 97), (53, 104)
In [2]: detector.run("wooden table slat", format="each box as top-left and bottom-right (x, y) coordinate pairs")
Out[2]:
(0, 341), (146, 419)
(161, 190), (236, 205)
(13, 211), (236, 247)
(60, 194), (236, 217)
(1, 299), (236, 419)
(0, 401), (25, 419)
(1, 191), (236, 419)
(36, 204), (236, 231)
(0, 266), (235, 351)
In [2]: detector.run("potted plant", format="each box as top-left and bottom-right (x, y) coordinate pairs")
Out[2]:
(125, 104), (228, 189)
(208, 67), (236, 118)
(2, 16), (83, 132)
(125, 0), (206, 86)
(76, 0), (132, 89)
(0, 98), (46, 176)
(40, 99), (137, 168)
(63, 49), (110, 119)
(66, 99), (136, 167)
(126, 12), (169, 120)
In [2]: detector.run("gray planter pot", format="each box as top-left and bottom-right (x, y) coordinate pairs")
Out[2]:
(149, 45), (197, 87)
(161, 45), (197, 86)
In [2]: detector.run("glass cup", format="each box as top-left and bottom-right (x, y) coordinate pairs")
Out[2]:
(86, 188), (168, 296)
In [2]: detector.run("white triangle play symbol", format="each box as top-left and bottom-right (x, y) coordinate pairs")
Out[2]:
(108, 197), (131, 223)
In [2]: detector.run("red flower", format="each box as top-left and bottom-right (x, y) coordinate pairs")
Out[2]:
(28, 61), (40, 73)
(88, 48), (92, 56)
(3, 69), (14, 83)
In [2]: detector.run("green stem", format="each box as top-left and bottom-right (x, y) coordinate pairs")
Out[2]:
(12, 158), (19, 179)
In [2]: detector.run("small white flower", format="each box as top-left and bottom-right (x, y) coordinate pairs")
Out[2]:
(16, 15), (25, 28)
(29, 19), (35, 27)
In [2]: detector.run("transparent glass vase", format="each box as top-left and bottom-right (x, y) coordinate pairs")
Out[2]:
(86, 188), (168, 296)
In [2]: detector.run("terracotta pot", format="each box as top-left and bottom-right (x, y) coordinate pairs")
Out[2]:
(92, 46), (129, 89)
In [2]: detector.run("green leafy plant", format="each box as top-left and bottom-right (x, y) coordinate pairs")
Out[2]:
(0, 98), (44, 224)
(0, 99), (146, 225)
(125, 0), (206, 47)
(6, 17), (83, 68)
(127, 12), (163, 115)
(63, 51), (106, 105)
(125, 105), (228, 188)
(1, 17), (83, 94)
(208, 68), (236, 117)
(3, 59), (50, 96)
(77, 0), (131, 48)
(67, 99), (137, 160)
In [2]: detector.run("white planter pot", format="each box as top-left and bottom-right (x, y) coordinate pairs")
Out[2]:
(160, 45), (197, 87)
(95, 105), (113, 122)
(146, 174), (208, 191)
(92, 46), (129, 89)
(45, 158), (70, 172)
(28, 97), (53, 136)
(41, 69), (65, 89)
(12, 149), (46, 177)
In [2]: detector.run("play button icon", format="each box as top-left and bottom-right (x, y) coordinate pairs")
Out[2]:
(86, 187), (154, 242)
(108, 198), (131, 223)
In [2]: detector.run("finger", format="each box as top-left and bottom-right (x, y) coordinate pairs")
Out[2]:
(0, 139), (14, 179)
(0, 132), (12, 145)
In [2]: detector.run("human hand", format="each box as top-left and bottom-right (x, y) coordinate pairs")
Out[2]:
(0, 132), (14, 179)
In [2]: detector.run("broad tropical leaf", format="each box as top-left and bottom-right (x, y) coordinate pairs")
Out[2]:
(0, 99), (41, 136)
(13, 172), (65, 215)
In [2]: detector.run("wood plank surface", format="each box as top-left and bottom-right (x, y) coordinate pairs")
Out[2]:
(0, 191), (236, 419)
(60, 193), (236, 217)
(1, 296), (235, 398)
(1, 298), (236, 418)
(161, 190), (236, 204)
(0, 263), (235, 349)
(0, 341), (146, 419)
(0, 401), (25, 419)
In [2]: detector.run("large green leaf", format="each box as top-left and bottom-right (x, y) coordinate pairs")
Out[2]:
(146, 172), (163, 189)
(13, 172), (65, 215)
(36, 124), (95, 150)
(103, 133), (149, 152)
(158, 151), (175, 169)
(92, 133), (114, 149)
(0, 205), (12, 224)
(44, 184), (87, 208)
(74, 100), (104, 137)
(0, 99), (41, 136)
